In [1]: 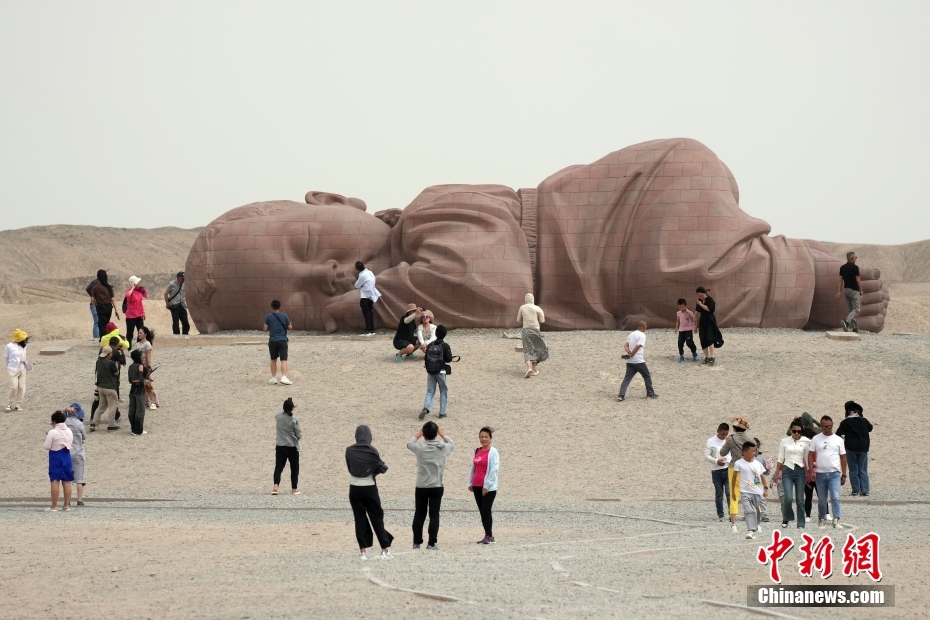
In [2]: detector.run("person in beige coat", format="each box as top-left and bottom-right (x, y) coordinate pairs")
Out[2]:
(517, 294), (548, 378)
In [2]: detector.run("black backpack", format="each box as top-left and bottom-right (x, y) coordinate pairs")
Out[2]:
(425, 342), (445, 375)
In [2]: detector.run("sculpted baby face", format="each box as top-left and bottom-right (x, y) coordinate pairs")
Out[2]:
(186, 197), (391, 332)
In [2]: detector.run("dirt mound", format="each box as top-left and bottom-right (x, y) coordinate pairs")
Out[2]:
(819, 239), (930, 282)
(0, 225), (200, 304)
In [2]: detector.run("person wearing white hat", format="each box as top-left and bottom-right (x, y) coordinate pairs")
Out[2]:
(123, 276), (147, 342)
(4, 329), (32, 412)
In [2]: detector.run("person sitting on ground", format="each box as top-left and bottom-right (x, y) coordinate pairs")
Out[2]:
(393, 304), (422, 362)
(64, 405), (87, 506)
(123, 276), (148, 342)
(836, 401), (873, 497)
(733, 441), (769, 540)
(43, 410), (74, 511)
(419, 325), (453, 420)
(517, 293), (548, 378)
(416, 310), (437, 353)
(719, 418), (754, 533)
(99, 322), (130, 351)
(133, 326), (159, 409)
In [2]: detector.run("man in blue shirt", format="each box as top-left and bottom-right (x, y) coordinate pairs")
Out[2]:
(264, 300), (293, 385)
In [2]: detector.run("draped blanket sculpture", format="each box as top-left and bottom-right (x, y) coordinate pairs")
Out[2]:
(186, 138), (889, 333)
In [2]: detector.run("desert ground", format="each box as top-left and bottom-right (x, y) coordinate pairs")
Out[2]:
(1, 226), (929, 618)
(0, 327), (928, 619)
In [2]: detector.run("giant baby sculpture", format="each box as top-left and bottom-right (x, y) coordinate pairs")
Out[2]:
(185, 138), (889, 333)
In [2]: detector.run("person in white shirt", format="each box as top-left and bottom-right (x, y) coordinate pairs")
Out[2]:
(354, 261), (381, 336)
(617, 321), (657, 401)
(733, 441), (769, 539)
(704, 422), (731, 521)
(4, 329), (32, 412)
(416, 310), (437, 352)
(774, 417), (810, 529)
(807, 415), (847, 529)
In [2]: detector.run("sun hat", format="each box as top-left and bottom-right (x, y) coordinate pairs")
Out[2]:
(421, 310), (434, 322)
(405, 303), (418, 312)
(731, 417), (749, 430)
(11, 329), (28, 343)
(99, 346), (113, 358)
(128, 276), (141, 286)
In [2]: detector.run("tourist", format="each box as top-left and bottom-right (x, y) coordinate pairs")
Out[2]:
(90, 270), (120, 340)
(107, 335), (127, 424)
(4, 329), (32, 412)
(43, 410), (74, 511)
(127, 350), (147, 436)
(272, 397), (301, 495)
(617, 321), (658, 401)
(467, 427), (499, 544)
(164, 272), (190, 335)
(801, 427), (817, 519)
(393, 304), (421, 362)
(99, 322), (129, 351)
(64, 405), (87, 506)
(719, 417), (754, 533)
(517, 293), (548, 378)
(345, 425), (394, 560)
(808, 415), (847, 529)
(754, 438), (772, 522)
(674, 298), (698, 363)
(774, 418), (809, 529)
(92, 346), (120, 432)
(407, 421), (454, 550)
(695, 287), (722, 364)
(85, 276), (100, 340)
(419, 325), (452, 420)
(416, 310), (437, 353)
(354, 261), (381, 336)
(703, 422), (731, 522)
(123, 276), (147, 342)
(133, 326), (159, 409)
(836, 252), (862, 332)
(837, 401), (872, 497)
(264, 300), (293, 385)
(733, 441), (769, 540)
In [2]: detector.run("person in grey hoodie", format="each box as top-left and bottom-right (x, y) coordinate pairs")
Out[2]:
(719, 417), (754, 534)
(64, 404), (87, 506)
(272, 398), (302, 495)
(346, 425), (394, 560)
(407, 421), (454, 550)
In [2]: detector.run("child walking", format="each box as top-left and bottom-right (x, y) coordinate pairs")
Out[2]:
(733, 441), (769, 539)
(674, 299), (698, 363)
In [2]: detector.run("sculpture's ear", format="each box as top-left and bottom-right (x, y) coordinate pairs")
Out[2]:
(305, 191), (367, 211)
(373, 208), (402, 228)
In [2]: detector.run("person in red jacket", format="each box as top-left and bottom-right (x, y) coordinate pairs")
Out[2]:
(123, 276), (147, 342)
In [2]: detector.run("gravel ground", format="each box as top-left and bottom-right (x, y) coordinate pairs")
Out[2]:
(1, 328), (928, 618)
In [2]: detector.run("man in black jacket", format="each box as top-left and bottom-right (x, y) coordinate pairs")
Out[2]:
(837, 401), (873, 497)
(419, 325), (452, 420)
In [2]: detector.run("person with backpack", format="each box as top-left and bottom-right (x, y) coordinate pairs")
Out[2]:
(164, 272), (190, 335)
(419, 325), (452, 420)
(264, 300), (293, 385)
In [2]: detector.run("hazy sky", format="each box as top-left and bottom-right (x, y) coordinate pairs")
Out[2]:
(2, 2), (928, 244)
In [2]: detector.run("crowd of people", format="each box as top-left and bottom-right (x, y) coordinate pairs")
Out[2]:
(11, 252), (871, 561)
(704, 402), (874, 539)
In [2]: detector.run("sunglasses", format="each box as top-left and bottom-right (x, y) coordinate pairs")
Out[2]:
(790, 429), (802, 434)
(821, 425), (833, 430)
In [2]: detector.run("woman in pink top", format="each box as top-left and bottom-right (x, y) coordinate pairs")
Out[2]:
(466, 427), (500, 544)
(43, 410), (74, 511)
(123, 276), (148, 342)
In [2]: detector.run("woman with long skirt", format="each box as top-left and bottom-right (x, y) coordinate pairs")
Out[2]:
(43, 410), (74, 511)
(695, 286), (722, 365)
(467, 427), (500, 544)
(517, 294), (548, 378)
(345, 425), (394, 560)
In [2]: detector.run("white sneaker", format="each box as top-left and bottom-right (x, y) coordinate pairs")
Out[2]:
(825, 513), (832, 521)
(833, 518), (840, 528)
(380, 550), (394, 560)
(757, 523), (763, 532)
(280, 376), (293, 385)
(745, 532), (754, 539)
(4, 404), (12, 412)
(269, 377), (278, 385)
(149, 404), (157, 410)
(819, 519), (826, 529)
(730, 524), (738, 533)
(359, 551), (368, 561)
(12, 405), (22, 411)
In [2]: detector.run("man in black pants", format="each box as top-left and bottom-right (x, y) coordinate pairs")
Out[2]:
(354, 261), (381, 336)
(407, 421), (454, 550)
(164, 272), (190, 335)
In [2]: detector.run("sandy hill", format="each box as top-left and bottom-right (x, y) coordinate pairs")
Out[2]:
(0, 225), (201, 303)
(820, 239), (930, 282)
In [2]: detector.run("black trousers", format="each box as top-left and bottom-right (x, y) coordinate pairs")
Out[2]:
(413, 487), (444, 545)
(359, 298), (375, 332)
(804, 479), (817, 518)
(472, 488), (497, 537)
(96, 303), (113, 340)
(677, 330), (697, 355)
(273, 446), (299, 489)
(128, 387), (146, 434)
(125, 317), (145, 343)
(349, 485), (394, 550)
(169, 305), (190, 335)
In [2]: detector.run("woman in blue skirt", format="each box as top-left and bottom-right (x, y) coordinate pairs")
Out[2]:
(43, 411), (74, 511)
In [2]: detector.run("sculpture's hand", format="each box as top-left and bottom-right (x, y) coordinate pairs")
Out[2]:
(321, 290), (364, 333)
(855, 268), (890, 332)
(806, 248), (889, 332)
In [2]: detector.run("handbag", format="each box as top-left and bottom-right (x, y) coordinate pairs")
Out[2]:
(444, 355), (461, 375)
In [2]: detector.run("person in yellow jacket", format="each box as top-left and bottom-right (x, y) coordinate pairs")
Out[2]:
(98, 322), (129, 351)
